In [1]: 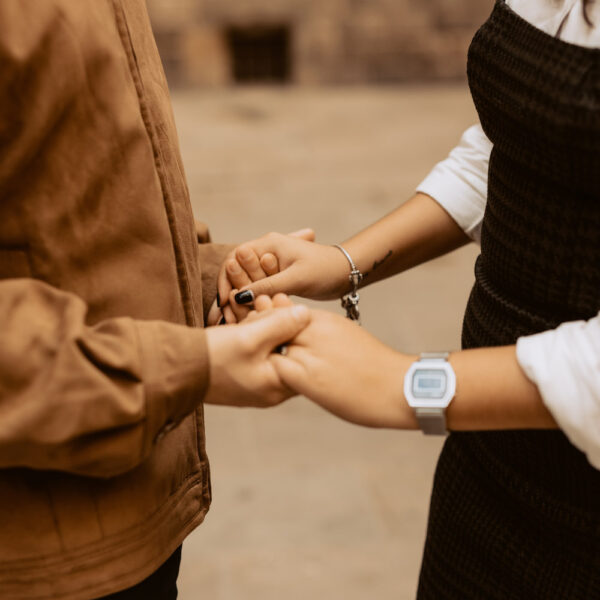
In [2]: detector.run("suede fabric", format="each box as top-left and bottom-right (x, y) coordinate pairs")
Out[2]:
(0, 1), (232, 598)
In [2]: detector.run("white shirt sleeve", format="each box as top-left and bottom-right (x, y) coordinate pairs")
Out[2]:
(416, 123), (491, 244)
(516, 314), (600, 470)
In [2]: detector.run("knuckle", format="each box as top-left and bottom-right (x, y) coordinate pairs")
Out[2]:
(261, 253), (278, 268)
(236, 244), (252, 260)
(260, 278), (276, 296)
(227, 259), (242, 275)
(273, 292), (289, 304)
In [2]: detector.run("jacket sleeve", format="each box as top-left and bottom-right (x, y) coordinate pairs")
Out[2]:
(0, 278), (209, 478)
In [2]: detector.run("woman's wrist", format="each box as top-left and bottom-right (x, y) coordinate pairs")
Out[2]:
(377, 350), (420, 430)
(322, 244), (360, 299)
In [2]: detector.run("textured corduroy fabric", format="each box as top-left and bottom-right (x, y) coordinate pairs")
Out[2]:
(418, 2), (600, 598)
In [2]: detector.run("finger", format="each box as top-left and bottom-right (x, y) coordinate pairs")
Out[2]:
(289, 228), (316, 242)
(222, 303), (238, 325)
(254, 294), (275, 312)
(245, 306), (292, 325)
(236, 245), (267, 282)
(244, 305), (311, 354)
(226, 258), (252, 291)
(270, 351), (309, 396)
(245, 309), (262, 322)
(272, 293), (294, 308)
(207, 299), (222, 326)
(217, 259), (233, 309)
(228, 288), (252, 322)
(260, 252), (279, 276)
(246, 306), (286, 323)
(233, 270), (298, 306)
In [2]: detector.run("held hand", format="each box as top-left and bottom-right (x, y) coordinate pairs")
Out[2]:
(270, 310), (418, 429)
(204, 304), (310, 407)
(207, 228), (315, 325)
(216, 230), (351, 323)
(207, 228), (315, 326)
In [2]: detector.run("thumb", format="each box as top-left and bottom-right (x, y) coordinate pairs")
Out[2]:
(288, 228), (315, 242)
(243, 305), (310, 352)
(270, 352), (307, 397)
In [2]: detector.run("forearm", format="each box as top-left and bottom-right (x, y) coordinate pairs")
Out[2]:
(385, 345), (557, 431)
(224, 194), (472, 305)
(339, 123), (493, 291)
(227, 126), (488, 305)
(275, 310), (556, 433)
(340, 193), (471, 292)
(445, 345), (557, 431)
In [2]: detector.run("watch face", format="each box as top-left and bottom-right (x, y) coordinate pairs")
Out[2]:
(411, 369), (447, 399)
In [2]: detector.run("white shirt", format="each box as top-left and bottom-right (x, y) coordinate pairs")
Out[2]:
(417, 0), (600, 469)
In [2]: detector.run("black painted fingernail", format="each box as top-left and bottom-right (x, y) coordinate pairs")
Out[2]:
(235, 290), (255, 305)
(218, 316), (226, 325)
(216, 292), (221, 308)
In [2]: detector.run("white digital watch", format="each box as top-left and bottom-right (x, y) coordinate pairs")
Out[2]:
(404, 352), (456, 435)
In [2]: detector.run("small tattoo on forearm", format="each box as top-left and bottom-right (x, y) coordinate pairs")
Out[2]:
(363, 250), (392, 279)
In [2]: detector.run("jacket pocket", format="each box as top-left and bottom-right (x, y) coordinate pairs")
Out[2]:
(0, 247), (32, 279)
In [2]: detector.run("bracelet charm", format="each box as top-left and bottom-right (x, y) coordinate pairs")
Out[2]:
(332, 244), (363, 323)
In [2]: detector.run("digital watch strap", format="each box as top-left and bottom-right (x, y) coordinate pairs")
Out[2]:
(404, 352), (456, 436)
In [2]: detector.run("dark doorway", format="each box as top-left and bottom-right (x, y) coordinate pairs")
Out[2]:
(153, 29), (182, 86)
(226, 25), (292, 83)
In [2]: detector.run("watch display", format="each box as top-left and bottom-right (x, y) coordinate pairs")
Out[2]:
(411, 369), (447, 399)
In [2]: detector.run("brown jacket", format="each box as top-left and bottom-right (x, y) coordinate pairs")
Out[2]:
(0, 1), (231, 598)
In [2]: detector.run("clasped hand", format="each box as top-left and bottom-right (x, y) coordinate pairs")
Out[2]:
(205, 228), (416, 428)
(253, 295), (417, 429)
(207, 229), (350, 325)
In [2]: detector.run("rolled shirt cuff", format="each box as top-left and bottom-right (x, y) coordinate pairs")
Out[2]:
(516, 314), (600, 470)
(416, 124), (490, 243)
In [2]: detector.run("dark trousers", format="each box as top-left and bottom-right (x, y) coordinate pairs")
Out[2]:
(96, 546), (182, 600)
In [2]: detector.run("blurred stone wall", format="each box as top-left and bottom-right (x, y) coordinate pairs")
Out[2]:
(147, 0), (492, 86)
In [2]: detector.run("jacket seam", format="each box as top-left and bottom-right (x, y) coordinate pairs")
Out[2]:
(110, 0), (198, 328)
(42, 477), (66, 554)
(109, 0), (211, 511)
(0, 469), (203, 574)
(0, 480), (208, 600)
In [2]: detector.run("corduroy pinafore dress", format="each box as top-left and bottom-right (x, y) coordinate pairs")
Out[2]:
(417, 2), (600, 598)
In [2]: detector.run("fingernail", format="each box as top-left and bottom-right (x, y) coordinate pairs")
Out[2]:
(235, 290), (254, 305)
(216, 292), (221, 308)
(218, 315), (226, 325)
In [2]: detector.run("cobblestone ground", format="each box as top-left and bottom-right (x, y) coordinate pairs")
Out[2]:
(172, 85), (480, 600)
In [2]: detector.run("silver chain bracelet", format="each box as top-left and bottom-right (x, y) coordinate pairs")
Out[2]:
(332, 244), (363, 323)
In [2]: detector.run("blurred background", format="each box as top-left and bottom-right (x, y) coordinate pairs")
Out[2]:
(147, 1), (489, 598)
